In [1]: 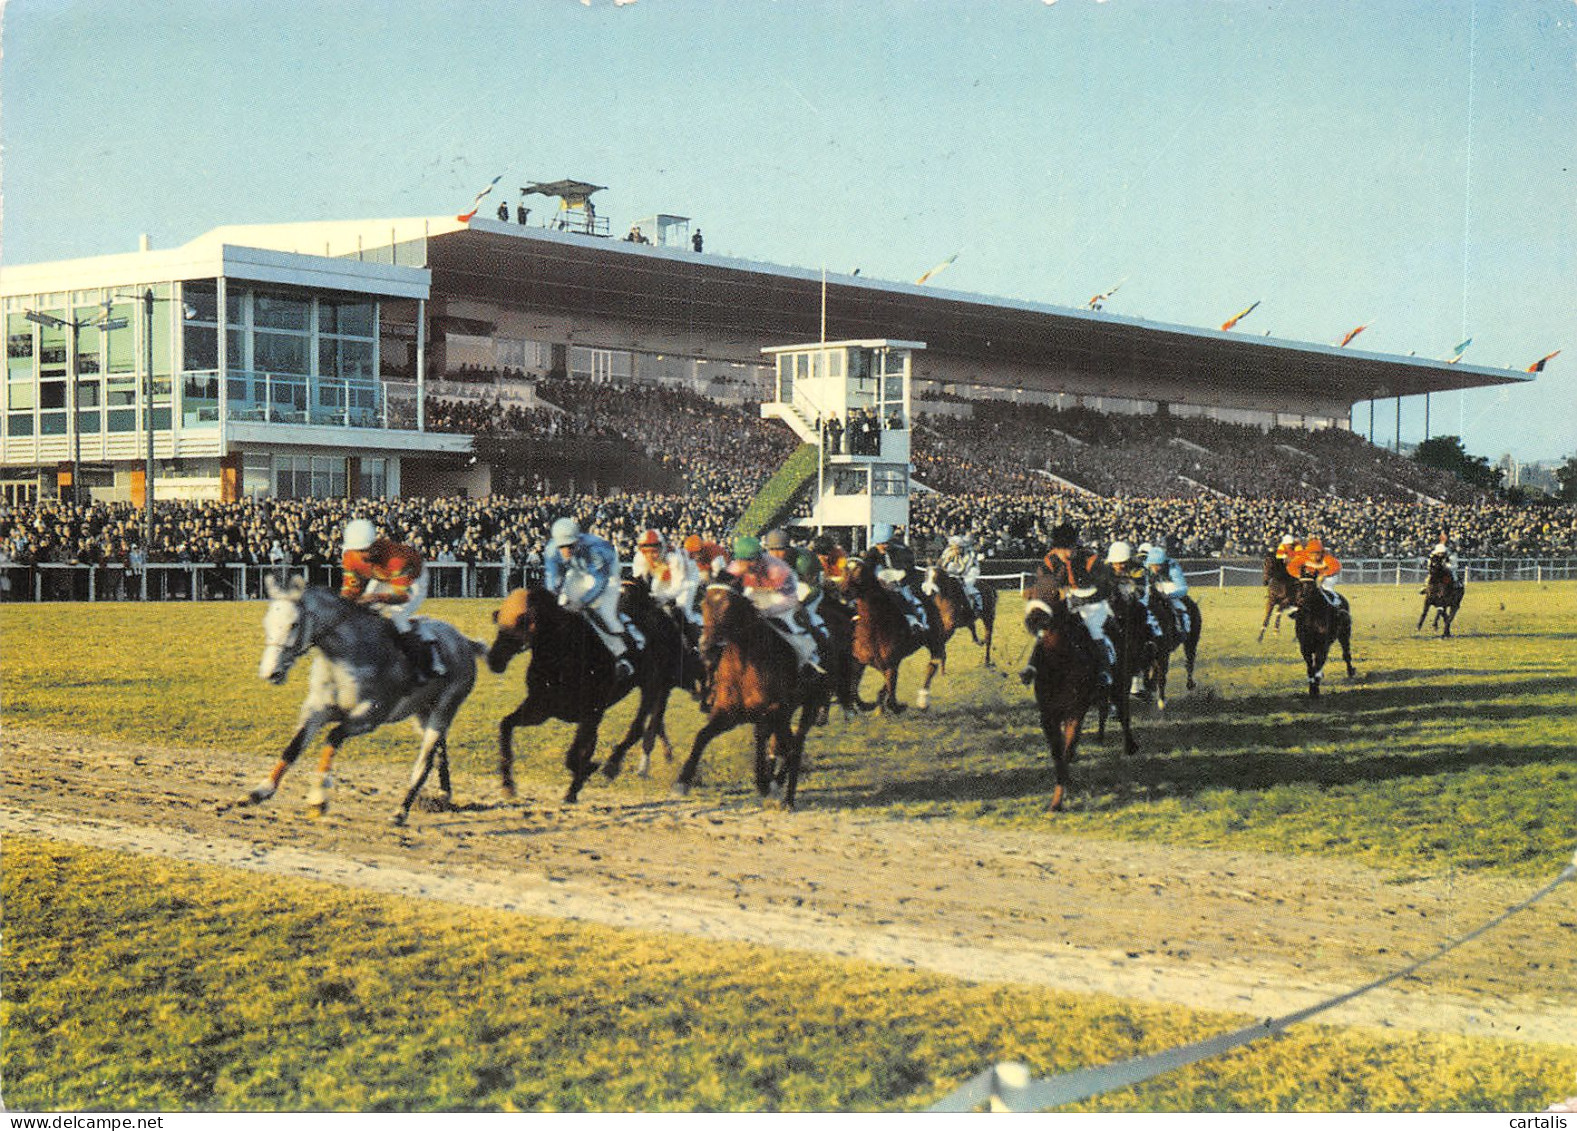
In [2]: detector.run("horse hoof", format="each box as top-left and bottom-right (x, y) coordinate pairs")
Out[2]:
(245, 784), (275, 805)
(390, 810), (408, 827)
(500, 780), (517, 800)
(671, 781), (692, 798)
(915, 689), (930, 710)
(310, 800), (329, 817)
(602, 761), (621, 782)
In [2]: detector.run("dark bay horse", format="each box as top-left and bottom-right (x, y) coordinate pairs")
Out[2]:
(1293, 577), (1355, 697)
(841, 558), (945, 713)
(809, 589), (867, 721)
(247, 576), (485, 825)
(1417, 559), (1465, 638)
(924, 566), (997, 668)
(674, 581), (825, 808)
(1144, 586), (1202, 709)
(1023, 588), (1102, 812)
(1258, 553), (1297, 642)
(487, 583), (681, 804)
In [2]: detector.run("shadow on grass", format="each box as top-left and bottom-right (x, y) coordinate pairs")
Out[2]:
(810, 738), (1574, 814)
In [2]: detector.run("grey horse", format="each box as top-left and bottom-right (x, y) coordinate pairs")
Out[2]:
(245, 575), (485, 824)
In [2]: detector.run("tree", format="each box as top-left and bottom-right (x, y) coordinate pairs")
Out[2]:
(1412, 435), (1504, 491)
(1555, 455), (1577, 503)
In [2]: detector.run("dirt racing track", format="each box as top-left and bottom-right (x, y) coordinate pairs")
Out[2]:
(5, 725), (1574, 1050)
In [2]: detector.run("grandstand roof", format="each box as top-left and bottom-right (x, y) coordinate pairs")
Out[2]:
(424, 220), (1527, 409)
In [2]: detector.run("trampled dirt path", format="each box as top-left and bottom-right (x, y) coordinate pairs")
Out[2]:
(4, 725), (1573, 1047)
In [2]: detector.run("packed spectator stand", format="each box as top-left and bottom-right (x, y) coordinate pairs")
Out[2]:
(3, 376), (1574, 600)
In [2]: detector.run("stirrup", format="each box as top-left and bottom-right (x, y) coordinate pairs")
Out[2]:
(614, 657), (635, 681)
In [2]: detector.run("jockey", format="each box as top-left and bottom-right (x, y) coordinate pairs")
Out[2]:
(762, 528), (829, 642)
(1107, 541), (1159, 696)
(682, 533), (730, 582)
(1144, 544), (1194, 640)
(725, 535), (824, 674)
(1026, 522), (1118, 688)
(935, 534), (984, 616)
(1285, 536), (1341, 609)
(1423, 540), (1460, 594)
(864, 522), (930, 633)
(543, 517), (645, 680)
(633, 528), (701, 627)
(1274, 535), (1298, 568)
(340, 517), (442, 681)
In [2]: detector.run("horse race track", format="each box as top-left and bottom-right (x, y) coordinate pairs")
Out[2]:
(3, 582), (1575, 1111)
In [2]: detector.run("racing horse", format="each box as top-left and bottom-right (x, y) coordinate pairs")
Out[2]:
(1258, 552), (1297, 642)
(1292, 576), (1355, 697)
(673, 580), (826, 809)
(923, 566), (997, 668)
(487, 581), (681, 804)
(1417, 558), (1465, 638)
(245, 575), (485, 825)
(1143, 584), (1202, 709)
(840, 557), (945, 713)
(1023, 583), (1104, 812)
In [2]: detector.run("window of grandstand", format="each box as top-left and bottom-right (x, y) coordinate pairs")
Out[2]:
(273, 453), (347, 499)
(569, 346), (631, 383)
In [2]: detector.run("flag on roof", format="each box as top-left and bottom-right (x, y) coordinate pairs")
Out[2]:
(1338, 323), (1369, 348)
(1446, 338), (1472, 364)
(1527, 349), (1561, 373)
(1087, 278), (1125, 310)
(915, 252), (959, 286)
(457, 175), (503, 222)
(1220, 301), (1259, 331)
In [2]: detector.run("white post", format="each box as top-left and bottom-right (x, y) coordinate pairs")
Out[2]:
(1219, 565), (1226, 589)
(1395, 564), (1402, 586)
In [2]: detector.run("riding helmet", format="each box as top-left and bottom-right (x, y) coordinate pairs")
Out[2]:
(733, 535), (762, 561)
(1106, 541), (1133, 565)
(683, 534), (703, 554)
(1305, 537), (1324, 554)
(551, 517), (581, 547)
(342, 518), (377, 553)
(1145, 545), (1168, 566)
(637, 529), (663, 550)
(762, 528), (791, 553)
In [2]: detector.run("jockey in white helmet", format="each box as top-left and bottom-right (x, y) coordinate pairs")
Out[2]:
(543, 517), (644, 680)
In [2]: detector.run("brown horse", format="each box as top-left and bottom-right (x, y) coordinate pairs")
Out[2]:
(809, 590), (868, 721)
(1417, 559), (1464, 638)
(841, 558), (945, 713)
(1292, 576), (1355, 697)
(1144, 585), (1202, 709)
(1023, 586), (1101, 812)
(924, 566), (997, 668)
(673, 581), (824, 808)
(487, 583), (681, 803)
(1258, 553), (1297, 642)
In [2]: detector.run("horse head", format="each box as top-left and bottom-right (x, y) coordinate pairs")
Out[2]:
(1022, 582), (1070, 638)
(488, 586), (548, 673)
(259, 574), (310, 684)
(698, 578), (749, 658)
(841, 557), (874, 596)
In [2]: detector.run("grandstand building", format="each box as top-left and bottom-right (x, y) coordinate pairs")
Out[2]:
(1, 212), (1528, 507)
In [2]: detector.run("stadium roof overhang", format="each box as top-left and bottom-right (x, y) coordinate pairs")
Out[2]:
(424, 223), (1529, 408)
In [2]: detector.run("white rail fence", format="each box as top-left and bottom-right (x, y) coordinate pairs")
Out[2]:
(2, 556), (1574, 603)
(932, 849), (1577, 1112)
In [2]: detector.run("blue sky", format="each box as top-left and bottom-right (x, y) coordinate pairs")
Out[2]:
(3, 0), (1573, 461)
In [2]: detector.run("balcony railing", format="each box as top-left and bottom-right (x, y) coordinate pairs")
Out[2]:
(214, 370), (420, 430)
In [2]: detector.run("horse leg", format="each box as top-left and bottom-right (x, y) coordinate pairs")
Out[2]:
(393, 726), (445, 826)
(605, 689), (650, 781)
(1258, 597), (1274, 643)
(636, 688), (676, 778)
(564, 719), (602, 804)
(497, 695), (548, 800)
(674, 713), (733, 796)
(915, 653), (940, 710)
(1417, 599), (1429, 632)
(1339, 621), (1356, 678)
(1040, 711), (1071, 812)
(754, 719), (776, 798)
(306, 724), (348, 815)
(882, 664), (906, 714)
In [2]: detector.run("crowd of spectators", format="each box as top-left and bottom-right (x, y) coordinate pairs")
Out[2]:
(4, 380), (1574, 592)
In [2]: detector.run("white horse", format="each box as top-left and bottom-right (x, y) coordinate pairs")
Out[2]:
(246, 575), (485, 825)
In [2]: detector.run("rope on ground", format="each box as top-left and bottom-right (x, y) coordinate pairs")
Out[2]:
(930, 846), (1577, 1113)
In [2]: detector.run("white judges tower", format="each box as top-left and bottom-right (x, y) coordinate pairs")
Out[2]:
(759, 339), (923, 547)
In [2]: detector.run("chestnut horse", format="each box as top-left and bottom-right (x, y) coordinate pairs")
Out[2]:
(1417, 559), (1464, 638)
(487, 582), (681, 803)
(1258, 552), (1297, 642)
(923, 566), (997, 668)
(1292, 576), (1355, 697)
(673, 581), (825, 808)
(1023, 586), (1101, 812)
(841, 558), (945, 713)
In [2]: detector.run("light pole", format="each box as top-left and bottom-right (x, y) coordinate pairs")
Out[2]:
(24, 307), (128, 507)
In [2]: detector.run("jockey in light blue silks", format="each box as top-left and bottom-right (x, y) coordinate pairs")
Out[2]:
(543, 517), (645, 680)
(1144, 544), (1193, 640)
